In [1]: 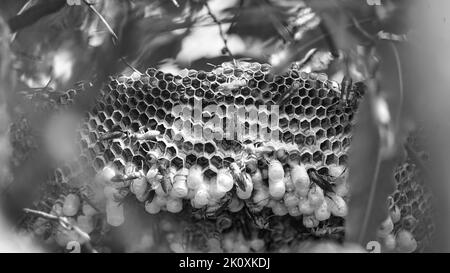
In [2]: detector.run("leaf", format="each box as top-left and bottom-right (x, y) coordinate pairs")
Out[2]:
(7, 0), (67, 32)
(225, 0), (297, 41)
(345, 92), (398, 246)
(0, 16), (13, 186)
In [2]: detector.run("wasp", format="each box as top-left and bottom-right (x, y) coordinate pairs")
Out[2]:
(156, 160), (173, 194)
(212, 192), (233, 217)
(193, 192), (233, 220)
(245, 209), (276, 232)
(240, 142), (274, 174)
(244, 195), (271, 214)
(339, 76), (363, 109)
(110, 171), (143, 183)
(277, 81), (301, 106)
(216, 78), (247, 97)
(131, 128), (161, 141)
(307, 168), (336, 194)
(98, 125), (129, 142)
(99, 125), (160, 145)
(308, 166), (349, 196)
(326, 76), (355, 115)
(229, 162), (248, 192)
(311, 223), (345, 239)
(109, 162), (145, 188)
(243, 142), (275, 157)
(243, 199), (276, 231)
(340, 76), (353, 103)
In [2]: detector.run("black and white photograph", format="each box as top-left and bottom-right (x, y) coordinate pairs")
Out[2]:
(0, 0), (448, 260)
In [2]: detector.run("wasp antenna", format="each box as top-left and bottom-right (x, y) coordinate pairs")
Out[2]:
(339, 167), (348, 177)
(138, 125), (146, 133)
(255, 196), (271, 206)
(340, 76), (353, 102)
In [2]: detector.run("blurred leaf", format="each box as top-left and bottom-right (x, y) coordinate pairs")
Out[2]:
(7, 0), (66, 33)
(225, 0), (292, 40)
(345, 90), (398, 246)
(0, 16), (13, 186)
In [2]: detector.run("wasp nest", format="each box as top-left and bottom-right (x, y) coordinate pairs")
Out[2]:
(377, 130), (435, 253)
(54, 61), (365, 228)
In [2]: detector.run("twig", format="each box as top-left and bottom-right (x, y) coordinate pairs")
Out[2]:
(82, 0), (141, 74)
(16, 1), (35, 18)
(171, 0), (180, 8)
(23, 208), (58, 220)
(334, 0), (376, 43)
(378, 31), (407, 42)
(10, 0), (34, 42)
(82, 0), (118, 43)
(349, 14), (376, 42)
(292, 48), (318, 70)
(389, 42), (404, 133)
(204, 0), (235, 60)
(44, 76), (53, 90)
(23, 208), (97, 253)
(318, 21), (340, 58)
(358, 146), (382, 244)
(120, 57), (141, 75)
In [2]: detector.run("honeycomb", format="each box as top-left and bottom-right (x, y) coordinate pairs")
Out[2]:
(20, 81), (87, 113)
(50, 61), (365, 230)
(390, 162), (434, 252)
(377, 130), (435, 253)
(9, 116), (38, 168)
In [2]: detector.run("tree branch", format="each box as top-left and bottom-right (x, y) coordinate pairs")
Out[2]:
(204, 0), (235, 60)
